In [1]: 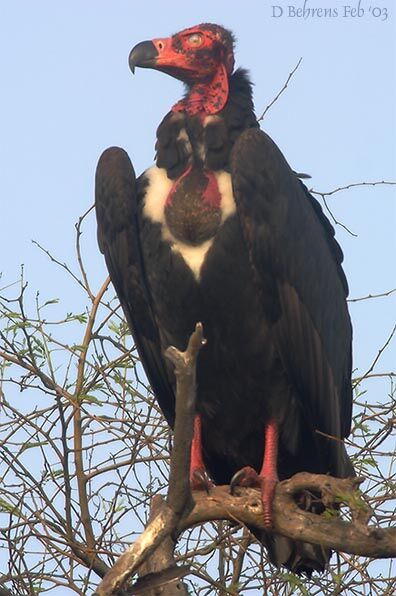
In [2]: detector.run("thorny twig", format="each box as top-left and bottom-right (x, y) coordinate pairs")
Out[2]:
(258, 57), (303, 121)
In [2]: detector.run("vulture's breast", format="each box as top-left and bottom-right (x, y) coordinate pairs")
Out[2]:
(142, 165), (236, 279)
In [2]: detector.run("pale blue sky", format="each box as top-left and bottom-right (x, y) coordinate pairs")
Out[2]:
(1, 1), (395, 376)
(0, 1), (395, 592)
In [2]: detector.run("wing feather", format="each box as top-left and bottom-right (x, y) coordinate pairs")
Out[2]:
(95, 147), (175, 425)
(231, 129), (353, 472)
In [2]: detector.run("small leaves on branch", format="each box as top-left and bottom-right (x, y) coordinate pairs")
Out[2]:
(94, 326), (395, 595)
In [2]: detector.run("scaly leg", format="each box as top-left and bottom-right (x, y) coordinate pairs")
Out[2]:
(230, 421), (279, 527)
(190, 414), (213, 492)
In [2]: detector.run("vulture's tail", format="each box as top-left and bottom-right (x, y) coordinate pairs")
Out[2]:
(262, 532), (330, 575)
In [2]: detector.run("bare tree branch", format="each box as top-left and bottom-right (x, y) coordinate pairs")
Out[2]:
(258, 57), (303, 121)
(348, 288), (396, 302)
(165, 322), (206, 516)
(95, 323), (206, 596)
(179, 475), (396, 559)
(354, 324), (396, 387)
(311, 180), (396, 198)
(1, 195), (395, 594)
(94, 313), (395, 595)
(311, 180), (396, 237)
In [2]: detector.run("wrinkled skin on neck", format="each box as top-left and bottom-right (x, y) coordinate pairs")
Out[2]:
(172, 63), (230, 117)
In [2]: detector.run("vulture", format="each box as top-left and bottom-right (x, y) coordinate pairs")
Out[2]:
(95, 23), (354, 575)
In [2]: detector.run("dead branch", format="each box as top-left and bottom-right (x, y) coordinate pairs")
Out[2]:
(353, 324), (396, 387)
(133, 495), (191, 595)
(258, 57), (303, 121)
(348, 288), (396, 303)
(95, 323), (206, 596)
(165, 322), (206, 516)
(95, 472), (395, 595)
(180, 475), (396, 559)
(311, 180), (396, 198)
(73, 278), (111, 569)
(94, 322), (395, 595)
(311, 180), (396, 237)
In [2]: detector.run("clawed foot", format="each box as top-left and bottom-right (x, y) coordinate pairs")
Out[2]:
(230, 466), (261, 491)
(190, 468), (214, 493)
(230, 466), (278, 528)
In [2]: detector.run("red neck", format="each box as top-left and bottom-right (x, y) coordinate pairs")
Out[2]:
(172, 64), (229, 117)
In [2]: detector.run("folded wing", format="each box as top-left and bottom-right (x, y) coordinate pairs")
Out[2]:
(231, 129), (353, 475)
(95, 147), (175, 425)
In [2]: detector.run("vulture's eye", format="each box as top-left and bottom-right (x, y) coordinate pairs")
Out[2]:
(187, 33), (203, 47)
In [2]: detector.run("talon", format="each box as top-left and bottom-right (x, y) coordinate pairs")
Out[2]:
(230, 465), (278, 528)
(229, 423), (279, 528)
(191, 468), (213, 493)
(230, 470), (244, 495)
(230, 466), (260, 494)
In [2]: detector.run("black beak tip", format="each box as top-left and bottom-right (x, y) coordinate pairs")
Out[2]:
(128, 40), (159, 74)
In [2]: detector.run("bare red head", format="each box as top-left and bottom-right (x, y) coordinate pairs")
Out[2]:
(129, 24), (235, 115)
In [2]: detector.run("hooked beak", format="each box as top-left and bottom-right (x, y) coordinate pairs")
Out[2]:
(129, 40), (159, 74)
(128, 36), (205, 83)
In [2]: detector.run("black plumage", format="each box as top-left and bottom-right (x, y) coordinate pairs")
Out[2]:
(95, 25), (353, 575)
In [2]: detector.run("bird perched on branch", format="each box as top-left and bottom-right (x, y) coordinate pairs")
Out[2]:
(95, 23), (354, 575)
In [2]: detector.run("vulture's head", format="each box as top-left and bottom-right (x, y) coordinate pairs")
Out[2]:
(129, 24), (235, 85)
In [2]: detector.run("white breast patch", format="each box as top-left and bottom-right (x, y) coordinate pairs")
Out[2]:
(143, 166), (236, 280)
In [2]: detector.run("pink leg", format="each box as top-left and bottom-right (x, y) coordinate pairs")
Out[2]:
(259, 422), (279, 527)
(230, 421), (279, 528)
(190, 414), (213, 491)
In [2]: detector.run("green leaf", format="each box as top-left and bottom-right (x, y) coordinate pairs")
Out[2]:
(51, 469), (64, 479)
(81, 394), (103, 407)
(21, 440), (49, 453)
(0, 498), (22, 517)
(43, 298), (59, 306)
(74, 313), (88, 323)
(108, 321), (121, 335)
(322, 508), (338, 519)
(65, 312), (88, 323)
(360, 456), (377, 469)
(281, 572), (309, 594)
(6, 312), (21, 319)
(31, 337), (46, 354)
(114, 362), (134, 369)
(71, 344), (86, 352)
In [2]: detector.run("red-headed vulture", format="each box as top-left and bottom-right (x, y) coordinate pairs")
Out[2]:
(95, 24), (354, 575)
